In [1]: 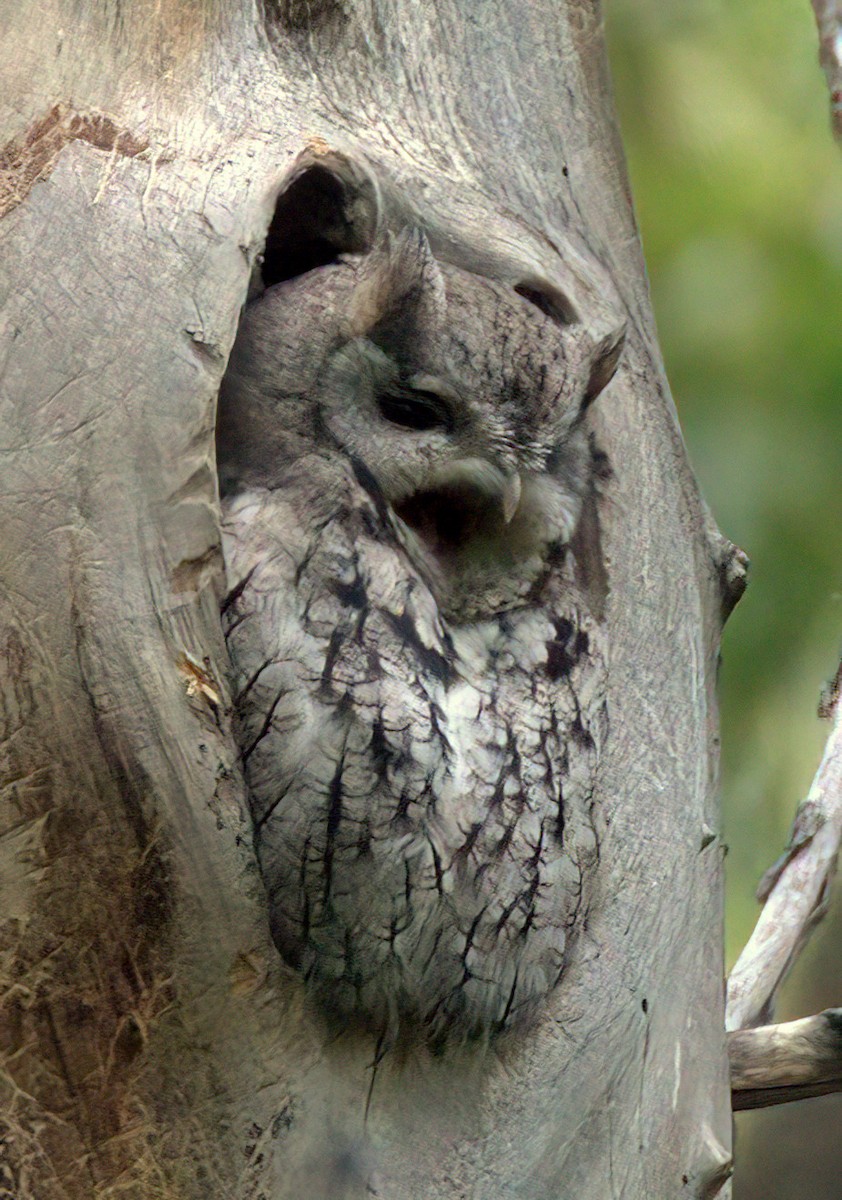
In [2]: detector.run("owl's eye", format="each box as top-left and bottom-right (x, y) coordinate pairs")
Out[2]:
(377, 390), (453, 432)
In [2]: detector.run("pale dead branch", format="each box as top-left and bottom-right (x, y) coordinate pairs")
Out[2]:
(729, 1008), (842, 1110)
(811, 0), (842, 139)
(726, 662), (842, 1032)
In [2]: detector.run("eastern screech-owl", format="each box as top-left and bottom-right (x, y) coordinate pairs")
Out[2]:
(218, 229), (618, 1042)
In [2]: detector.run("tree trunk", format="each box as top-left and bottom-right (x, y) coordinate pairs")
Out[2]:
(0, 3), (738, 1197)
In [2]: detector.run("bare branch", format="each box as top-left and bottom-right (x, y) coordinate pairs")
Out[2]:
(730, 1009), (842, 1110)
(811, 0), (842, 139)
(726, 662), (842, 1032)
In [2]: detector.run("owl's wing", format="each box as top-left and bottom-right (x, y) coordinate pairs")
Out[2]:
(222, 455), (605, 1038)
(222, 456), (454, 1006)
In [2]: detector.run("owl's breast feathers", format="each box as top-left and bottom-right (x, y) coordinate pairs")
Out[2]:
(222, 452), (605, 1040)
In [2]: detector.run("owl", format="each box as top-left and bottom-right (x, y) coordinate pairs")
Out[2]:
(218, 229), (621, 1043)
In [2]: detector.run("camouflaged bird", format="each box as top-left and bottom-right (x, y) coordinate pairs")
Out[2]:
(218, 228), (622, 1042)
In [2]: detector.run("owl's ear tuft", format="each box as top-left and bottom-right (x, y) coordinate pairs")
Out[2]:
(348, 228), (445, 344)
(261, 149), (380, 287)
(582, 324), (626, 410)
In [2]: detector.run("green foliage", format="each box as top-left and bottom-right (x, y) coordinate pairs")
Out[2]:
(607, 0), (842, 964)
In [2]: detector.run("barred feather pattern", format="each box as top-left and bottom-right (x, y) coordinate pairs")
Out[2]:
(222, 452), (605, 1041)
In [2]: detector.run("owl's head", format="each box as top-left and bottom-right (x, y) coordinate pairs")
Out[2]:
(218, 167), (623, 619)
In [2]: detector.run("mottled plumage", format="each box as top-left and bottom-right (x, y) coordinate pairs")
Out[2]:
(219, 231), (618, 1040)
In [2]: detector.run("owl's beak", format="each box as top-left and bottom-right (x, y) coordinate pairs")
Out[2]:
(397, 459), (524, 553)
(395, 459), (526, 558)
(501, 471), (522, 524)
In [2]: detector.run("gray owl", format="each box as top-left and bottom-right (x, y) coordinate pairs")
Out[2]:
(219, 228), (620, 1043)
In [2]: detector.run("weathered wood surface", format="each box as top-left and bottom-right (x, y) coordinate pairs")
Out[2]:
(0, 3), (735, 1196)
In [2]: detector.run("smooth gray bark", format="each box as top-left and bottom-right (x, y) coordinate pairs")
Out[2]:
(0, 3), (737, 1196)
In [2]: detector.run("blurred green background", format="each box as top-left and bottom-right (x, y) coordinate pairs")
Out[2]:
(606, 0), (842, 1194)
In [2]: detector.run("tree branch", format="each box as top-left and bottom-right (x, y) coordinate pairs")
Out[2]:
(811, 0), (842, 139)
(729, 1009), (842, 1110)
(726, 661), (842, 1032)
